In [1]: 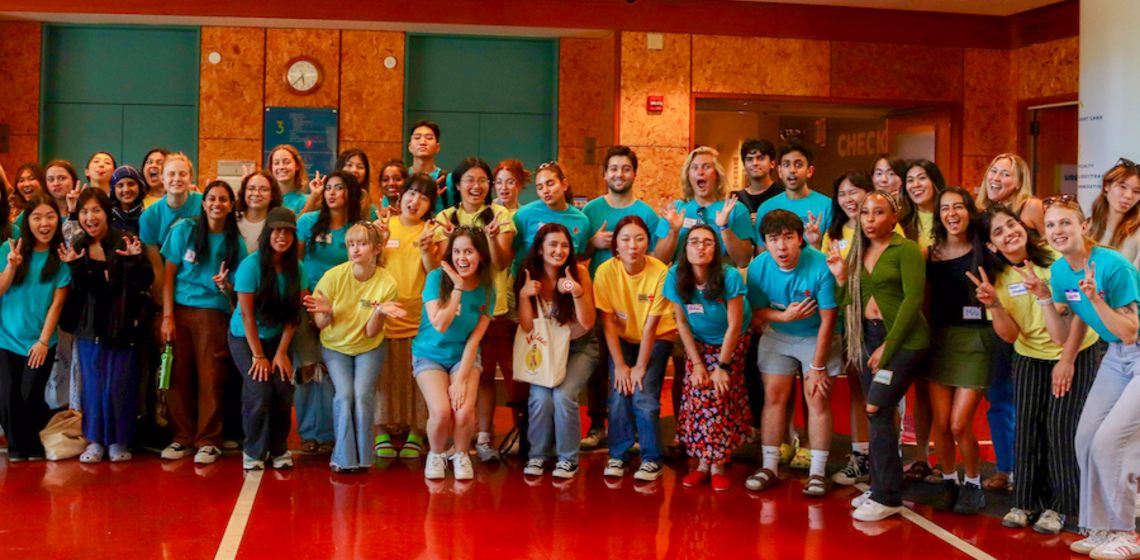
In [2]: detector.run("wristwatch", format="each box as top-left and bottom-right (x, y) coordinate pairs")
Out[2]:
(716, 360), (731, 370)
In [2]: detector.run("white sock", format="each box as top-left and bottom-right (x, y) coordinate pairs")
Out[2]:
(852, 442), (869, 455)
(810, 450), (829, 478)
(477, 431), (491, 445)
(761, 446), (781, 474)
(943, 472), (959, 484)
(965, 475), (980, 486)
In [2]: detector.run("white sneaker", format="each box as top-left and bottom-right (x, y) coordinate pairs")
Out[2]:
(1092, 532), (1140, 560)
(852, 499), (904, 522)
(1033, 509), (1064, 534)
(1002, 507), (1033, 528)
(633, 461), (663, 481)
(475, 442), (500, 463)
(242, 454), (265, 471)
(524, 458), (546, 476)
(452, 452), (474, 481)
(851, 490), (872, 509)
(1072, 530), (1113, 555)
(80, 442), (105, 464)
(161, 442), (193, 460)
(604, 459), (626, 478)
(194, 446), (221, 465)
(552, 461), (578, 479)
(271, 451), (294, 470)
(425, 452), (448, 480)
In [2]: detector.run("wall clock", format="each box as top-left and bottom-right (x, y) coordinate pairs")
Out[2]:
(284, 56), (323, 96)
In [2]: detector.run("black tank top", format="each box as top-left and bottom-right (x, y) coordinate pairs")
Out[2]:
(927, 248), (990, 328)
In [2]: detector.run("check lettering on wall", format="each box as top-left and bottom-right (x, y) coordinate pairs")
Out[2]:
(837, 130), (889, 158)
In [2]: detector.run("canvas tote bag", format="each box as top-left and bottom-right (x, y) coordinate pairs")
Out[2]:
(513, 297), (571, 388)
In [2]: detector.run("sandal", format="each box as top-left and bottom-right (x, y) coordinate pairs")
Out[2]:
(318, 442), (335, 454)
(904, 461), (932, 482)
(374, 435), (397, 458)
(301, 439), (319, 454)
(983, 472), (1011, 492)
(802, 474), (829, 497)
(923, 466), (946, 484)
(745, 468), (781, 492)
(789, 447), (812, 470)
(80, 443), (105, 464)
(400, 434), (425, 459)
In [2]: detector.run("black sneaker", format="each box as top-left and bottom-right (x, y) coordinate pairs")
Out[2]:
(954, 482), (986, 516)
(934, 480), (960, 512)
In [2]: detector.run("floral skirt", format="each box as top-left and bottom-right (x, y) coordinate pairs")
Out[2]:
(677, 331), (753, 464)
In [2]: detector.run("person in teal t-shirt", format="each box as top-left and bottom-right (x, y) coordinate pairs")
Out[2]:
(583, 147), (660, 277)
(406, 120), (454, 214)
(157, 181), (247, 465)
(140, 153), (204, 298)
(0, 197), (71, 461)
(229, 207), (310, 470)
(654, 147), (753, 268)
(744, 209), (841, 497)
(267, 145), (318, 216)
(754, 138), (833, 250)
(412, 229), (496, 482)
(512, 162), (591, 273)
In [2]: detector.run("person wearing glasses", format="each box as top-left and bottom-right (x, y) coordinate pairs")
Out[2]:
(294, 171), (366, 455)
(235, 171), (283, 255)
(655, 146), (753, 268)
(1025, 195), (1140, 557)
(1089, 159), (1140, 267)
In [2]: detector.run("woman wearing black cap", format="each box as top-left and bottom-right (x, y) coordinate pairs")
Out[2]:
(229, 207), (309, 470)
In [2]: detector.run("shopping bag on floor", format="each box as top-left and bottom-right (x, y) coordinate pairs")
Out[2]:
(513, 298), (570, 388)
(39, 409), (89, 461)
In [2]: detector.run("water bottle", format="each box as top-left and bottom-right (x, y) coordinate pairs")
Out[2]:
(158, 343), (173, 390)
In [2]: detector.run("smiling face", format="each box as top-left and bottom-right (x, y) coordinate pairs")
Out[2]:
(836, 178), (869, 220)
(614, 223), (649, 267)
(115, 177), (141, 206)
(45, 166), (75, 200)
(28, 203), (59, 246)
(269, 228), (294, 254)
(459, 167), (489, 207)
(535, 169), (567, 208)
(605, 155), (636, 195)
(873, 159), (902, 197)
(244, 175), (273, 211)
(685, 228), (717, 268)
(939, 192), (970, 237)
(79, 197), (108, 239)
(494, 169), (520, 206)
(202, 186), (234, 222)
(270, 149), (298, 186)
(163, 159), (192, 196)
(400, 189), (432, 220)
(324, 176), (346, 210)
(688, 154), (718, 200)
(408, 126), (440, 159)
(779, 150), (813, 192)
(1106, 175), (1140, 215)
(379, 165), (404, 200)
(143, 151), (166, 190)
(906, 166), (935, 207)
(450, 235), (482, 278)
(1044, 205), (1088, 255)
(985, 157), (1018, 204)
(540, 231), (571, 269)
(986, 212), (1027, 257)
(87, 153), (114, 185)
(15, 169), (42, 200)
(343, 156), (368, 186)
(743, 151), (773, 182)
(860, 193), (898, 241)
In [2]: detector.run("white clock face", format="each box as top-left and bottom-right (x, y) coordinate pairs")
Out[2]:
(287, 60), (319, 92)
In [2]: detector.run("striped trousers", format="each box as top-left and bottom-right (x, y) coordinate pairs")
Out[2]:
(1012, 341), (1105, 517)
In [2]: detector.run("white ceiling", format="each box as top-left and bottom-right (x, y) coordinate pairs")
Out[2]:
(734, 0), (1066, 17)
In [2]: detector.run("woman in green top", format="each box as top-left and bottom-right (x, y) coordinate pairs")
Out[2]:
(827, 190), (929, 522)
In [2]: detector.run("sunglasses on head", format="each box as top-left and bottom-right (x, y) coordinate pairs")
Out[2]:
(1042, 194), (1079, 208)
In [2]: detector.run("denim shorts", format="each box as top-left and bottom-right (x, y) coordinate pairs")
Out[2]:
(412, 354), (483, 377)
(756, 327), (843, 377)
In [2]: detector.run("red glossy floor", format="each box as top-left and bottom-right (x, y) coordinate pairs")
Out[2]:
(0, 380), (1077, 560)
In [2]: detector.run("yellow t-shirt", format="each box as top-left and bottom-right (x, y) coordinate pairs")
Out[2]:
(143, 195), (163, 209)
(822, 223), (906, 260)
(993, 257), (1099, 360)
(383, 219), (428, 339)
(434, 204), (516, 316)
(314, 262), (399, 356)
(917, 210), (935, 251)
(593, 256), (677, 344)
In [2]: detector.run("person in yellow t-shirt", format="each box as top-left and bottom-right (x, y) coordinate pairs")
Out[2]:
(972, 204), (1102, 533)
(433, 157), (519, 463)
(303, 223), (402, 473)
(593, 215), (676, 481)
(371, 173), (440, 459)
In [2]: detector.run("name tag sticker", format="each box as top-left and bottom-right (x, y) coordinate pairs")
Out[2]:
(1065, 289), (1082, 302)
(615, 310), (629, 321)
(686, 304), (704, 314)
(317, 233), (334, 244)
(682, 218), (698, 229)
(963, 306), (983, 320)
(1007, 282), (1027, 297)
(873, 369), (894, 385)
(772, 302), (787, 310)
(837, 239), (850, 251)
(183, 249), (196, 263)
(386, 239), (400, 249)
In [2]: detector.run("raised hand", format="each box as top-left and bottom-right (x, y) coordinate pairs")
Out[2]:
(1079, 260), (1099, 302)
(804, 211), (823, 249)
(303, 289), (333, 315)
(57, 241), (85, 263)
(5, 239), (22, 269)
(557, 266), (583, 297)
(212, 262), (231, 292)
(419, 222), (439, 250)
(241, 163), (256, 181)
(714, 197), (737, 227)
(440, 261), (464, 285)
(485, 219), (502, 239)
(66, 181), (88, 213)
(825, 245), (847, 281)
(308, 171), (326, 200)
(115, 235), (143, 256)
(1013, 260), (1051, 299)
(660, 199), (685, 232)
(519, 269), (540, 298)
(965, 266), (999, 307)
(375, 301), (407, 319)
(590, 220), (612, 250)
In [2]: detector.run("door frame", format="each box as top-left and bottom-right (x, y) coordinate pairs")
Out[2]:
(1018, 92), (1079, 196)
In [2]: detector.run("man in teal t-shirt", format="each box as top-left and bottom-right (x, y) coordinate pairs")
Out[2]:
(754, 138), (832, 251)
(407, 120), (453, 214)
(582, 147), (660, 277)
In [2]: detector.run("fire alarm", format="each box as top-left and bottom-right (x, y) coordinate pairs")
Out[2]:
(647, 96), (664, 113)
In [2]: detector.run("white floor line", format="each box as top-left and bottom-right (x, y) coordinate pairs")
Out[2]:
(214, 470), (263, 560)
(854, 483), (998, 560)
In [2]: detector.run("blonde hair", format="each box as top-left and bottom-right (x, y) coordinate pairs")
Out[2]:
(680, 146), (727, 202)
(976, 154), (1033, 211)
(267, 145), (310, 189)
(345, 222), (385, 266)
(162, 153), (194, 176)
(843, 190), (900, 367)
(1044, 198), (1099, 250)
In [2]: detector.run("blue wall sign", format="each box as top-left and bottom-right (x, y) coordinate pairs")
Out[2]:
(264, 107), (339, 178)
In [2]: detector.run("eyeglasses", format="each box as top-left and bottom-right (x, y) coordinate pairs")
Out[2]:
(460, 177), (490, 187)
(686, 238), (717, 248)
(246, 186), (272, 194)
(1043, 194), (1079, 208)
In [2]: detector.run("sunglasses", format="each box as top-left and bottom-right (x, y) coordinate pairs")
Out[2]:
(1042, 194), (1079, 208)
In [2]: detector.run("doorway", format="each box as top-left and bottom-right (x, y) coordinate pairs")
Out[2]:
(1025, 102), (1079, 199)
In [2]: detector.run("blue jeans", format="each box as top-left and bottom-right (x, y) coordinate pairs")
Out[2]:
(323, 343), (387, 469)
(608, 338), (672, 463)
(76, 339), (140, 447)
(986, 333), (1016, 474)
(295, 377), (335, 442)
(528, 334), (600, 464)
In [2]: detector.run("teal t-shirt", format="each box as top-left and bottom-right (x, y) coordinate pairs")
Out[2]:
(411, 268), (496, 365)
(583, 197), (660, 277)
(10, 211), (21, 240)
(297, 212), (349, 288)
(1050, 246), (1140, 343)
(160, 218), (248, 311)
(654, 199), (753, 261)
(139, 192), (204, 247)
(230, 252), (309, 339)
(0, 246), (71, 355)
(746, 247), (837, 337)
(663, 264), (751, 346)
(754, 190), (833, 247)
(281, 191), (307, 216)
(428, 167), (455, 215)
(512, 201), (591, 273)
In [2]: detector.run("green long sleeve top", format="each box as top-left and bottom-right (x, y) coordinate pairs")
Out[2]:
(837, 233), (930, 366)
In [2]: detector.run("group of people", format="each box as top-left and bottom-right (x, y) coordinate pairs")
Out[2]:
(3, 120), (1140, 559)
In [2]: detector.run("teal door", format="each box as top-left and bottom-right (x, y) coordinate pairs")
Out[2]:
(405, 35), (558, 205)
(41, 25), (200, 177)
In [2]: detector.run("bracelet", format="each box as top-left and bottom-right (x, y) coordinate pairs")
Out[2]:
(809, 365), (827, 371)
(254, 355), (266, 360)
(573, 293), (584, 300)
(984, 302), (1002, 309)
(38, 339), (48, 346)
(1036, 297), (1053, 307)
(717, 224), (729, 231)
(163, 314), (174, 319)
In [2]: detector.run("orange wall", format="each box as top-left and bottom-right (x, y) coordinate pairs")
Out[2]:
(0, 22), (41, 175)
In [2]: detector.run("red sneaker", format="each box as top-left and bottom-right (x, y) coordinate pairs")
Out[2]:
(682, 470), (709, 488)
(711, 473), (731, 492)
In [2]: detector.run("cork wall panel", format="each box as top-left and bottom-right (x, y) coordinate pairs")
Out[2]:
(557, 145), (606, 199)
(600, 33), (616, 148)
(342, 140), (403, 205)
(962, 155), (993, 195)
(629, 146), (688, 206)
(963, 48), (1015, 158)
(0, 135), (40, 177)
(831, 42), (964, 102)
(692, 35), (829, 97)
(200, 27), (265, 140)
(265, 29), (340, 108)
(340, 31), (404, 143)
(198, 139), (262, 183)
(0, 22), (41, 136)
(1015, 36), (1078, 101)
(619, 32), (690, 148)
(560, 37), (615, 150)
